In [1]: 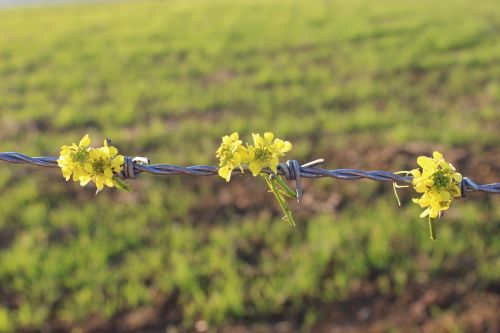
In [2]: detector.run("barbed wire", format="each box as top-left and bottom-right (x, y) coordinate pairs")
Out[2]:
(0, 152), (499, 198)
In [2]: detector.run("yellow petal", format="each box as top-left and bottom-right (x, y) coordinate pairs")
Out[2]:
(415, 183), (427, 193)
(422, 168), (435, 178)
(269, 156), (279, 172)
(62, 167), (72, 180)
(232, 152), (242, 165)
(452, 173), (462, 182)
(95, 176), (104, 190)
(108, 146), (118, 157)
(429, 207), (440, 219)
(80, 176), (91, 186)
(423, 179), (434, 187)
(247, 148), (255, 160)
(218, 165), (232, 182)
(264, 132), (274, 142)
(417, 156), (433, 169)
(114, 155), (125, 165)
(420, 208), (430, 218)
(439, 191), (450, 201)
(105, 178), (114, 187)
(417, 195), (432, 206)
(282, 141), (292, 152)
(439, 161), (451, 170)
(432, 151), (443, 161)
(88, 149), (99, 159)
(79, 134), (91, 147)
(100, 146), (110, 156)
(104, 168), (113, 178)
(252, 133), (260, 145)
(249, 162), (262, 176)
(238, 147), (249, 163)
(273, 139), (284, 148)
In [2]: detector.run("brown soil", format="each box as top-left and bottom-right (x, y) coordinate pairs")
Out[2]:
(77, 279), (500, 333)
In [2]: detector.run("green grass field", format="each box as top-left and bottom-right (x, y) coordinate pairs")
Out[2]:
(0, 0), (499, 332)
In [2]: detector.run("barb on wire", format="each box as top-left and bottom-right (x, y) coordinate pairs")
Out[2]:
(0, 152), (498, 195)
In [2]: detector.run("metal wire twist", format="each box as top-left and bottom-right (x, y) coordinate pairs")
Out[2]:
(0, 152), (499, 196)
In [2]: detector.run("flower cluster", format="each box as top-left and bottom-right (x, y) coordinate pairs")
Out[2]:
(411, 151), (462, 219)
(58, 135), (127, 192)
(398, 151), (462, 240)
(215, 132), (248, 182)
(216, 132), (292, 181)
(216, 132), (295, 224)
(247, 133), (292, 176)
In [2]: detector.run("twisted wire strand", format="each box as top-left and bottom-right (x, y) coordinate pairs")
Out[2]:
(1, 152), (499, 195)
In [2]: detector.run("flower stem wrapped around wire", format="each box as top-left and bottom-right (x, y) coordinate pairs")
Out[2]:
(216, 132), (295, 225)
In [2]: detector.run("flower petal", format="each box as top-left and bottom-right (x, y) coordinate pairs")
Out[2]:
(105, 177), (114, 187)
(79, 134), (91, 147)
(249, 162), (262, 176)
(452, 173), (462, 182)
(420, 208), (430, 218)
(432, 151), (443, 161)
(282, 141), (292, 152)
(411, 169), (421, 178)
(439, 191), (450, 201)
(104, 168), (113, 178)
(80, 176), (91, 186)
(229, 132), (239, 141)
(218, 165), (232, 182)
(264, 132), (274, 142)
(417, 156), (433, 169)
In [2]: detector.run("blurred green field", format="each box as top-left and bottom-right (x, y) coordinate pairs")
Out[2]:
(0, 0), (499, 332)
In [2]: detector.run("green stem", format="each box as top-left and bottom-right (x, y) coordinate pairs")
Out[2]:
(428, 217), (436, 241)
(113, 176), (131, 192)
(264, 176), (296, 226)
(273, 175), (296, 198)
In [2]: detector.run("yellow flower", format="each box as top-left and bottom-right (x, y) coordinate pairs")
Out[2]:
(411, 151), (462, 219)
(247, 132), (292, 176)
(84, 139), (125, 190)
(57, 134), (92, 184)
(216, 132), (249, 182)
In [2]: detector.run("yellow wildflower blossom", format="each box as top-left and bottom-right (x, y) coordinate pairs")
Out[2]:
(215, 131), (297, 225)
(84, 139), (125, 190)
(411, 151), (462, 219)
(216, 132), (249, 182)
(407, 151), (462, 240)
(247, 132), (292, 176)
(57, 134), (92, 185)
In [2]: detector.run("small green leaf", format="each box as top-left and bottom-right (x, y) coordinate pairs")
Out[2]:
(273, 175), (296, 198)
(264, 176), (296, 226)
(113, 176), (131, 192)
